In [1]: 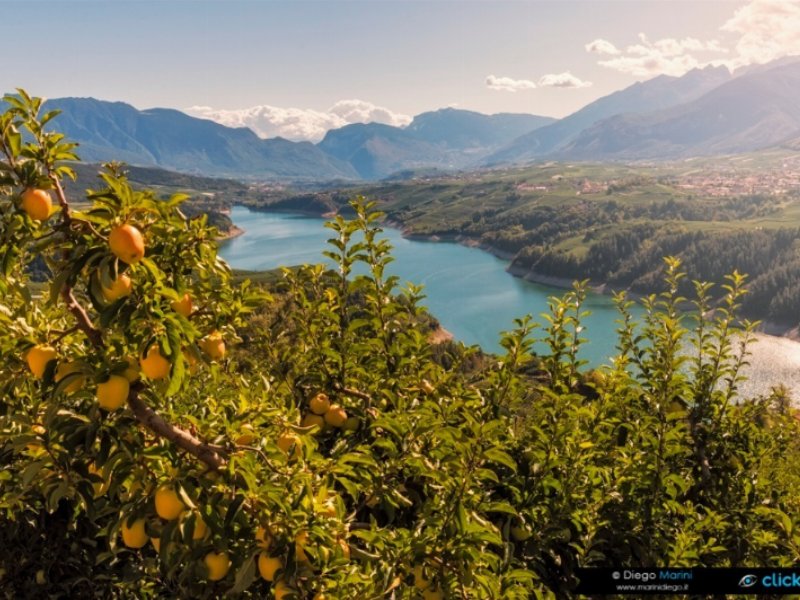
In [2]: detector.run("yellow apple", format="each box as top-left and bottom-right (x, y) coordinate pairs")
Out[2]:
(204, 551), (231, 581)
(102, 274), (132, 302)
(171, 293), (193, 317)
(154, 486), (184, 520)
(55, 361), (85, 394)
(199, 330), (225, 360)
(109, 224), (145, 265)
(257, 553), (282, 582)
(96, 375), (129, 411)
(140, 345), (170, 380)
(21, 188), (52, 221)
(26, 345), (57, 379)
(309, 392), (331, 415)
(121, 518), (148, 549)
(324, 404), (347, 428)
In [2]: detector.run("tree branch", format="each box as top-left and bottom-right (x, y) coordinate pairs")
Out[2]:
(48, 171), (71, 222)
(689, 417), (713, 491)
(127, 385), (227, 470)
(44, 160), (106, 350)
(337, 385), (371, 402)
(49, 325), (79, 344)
(61, 288), (104, 348)
(42, 131), (227, 472)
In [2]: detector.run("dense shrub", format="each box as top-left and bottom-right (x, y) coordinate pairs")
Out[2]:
(3, 91), (800, 599)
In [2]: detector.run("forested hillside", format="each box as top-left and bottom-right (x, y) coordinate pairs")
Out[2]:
(511, 226), (800, 323)
(253, 159), (800, 328)
(62, 162), (255, 238)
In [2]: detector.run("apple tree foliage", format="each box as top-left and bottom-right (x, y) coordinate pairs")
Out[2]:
(2, 91), (800, 599)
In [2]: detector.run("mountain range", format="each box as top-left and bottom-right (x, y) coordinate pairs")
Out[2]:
(485, 64), (733, 164)
(42, 98), (358, 181)
(318, 110), (554, 179)
(554, 61), (800, 159)
(13, 56), (800, 181)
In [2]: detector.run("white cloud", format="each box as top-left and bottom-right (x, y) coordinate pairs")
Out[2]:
(595, 33), (728, 77)
(587, 0), (800, 78)
(598, 52), (701, 78)
(185, 100), (411, 142)
(585, 38), (620, 56)
(327, 99), (411, 128)
(487, 72), (591, 91)
(186, 105), (339, 141)
(655, 37), (727, 55)
(721, 0), (800, 68)
(486, 75), (537, 92)
(537, 72), (592, 88)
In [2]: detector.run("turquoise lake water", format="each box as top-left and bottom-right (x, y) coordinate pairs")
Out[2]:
(219, 206), (642, 363)
(219, 206), (800, 397)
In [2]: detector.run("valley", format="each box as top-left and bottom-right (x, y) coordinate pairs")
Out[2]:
(59, 136), (800, 333)
(35, 56), (800, 333)
(252, 155), (800, 330)
(219, 206), (800, 399)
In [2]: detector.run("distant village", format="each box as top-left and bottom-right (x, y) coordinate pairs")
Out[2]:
(528, 157), (800, 200)
(668, 163), (800, 197)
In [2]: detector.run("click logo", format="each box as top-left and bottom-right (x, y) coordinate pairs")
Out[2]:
(763, 573), (800, 588)
(738, 574), (758, 588)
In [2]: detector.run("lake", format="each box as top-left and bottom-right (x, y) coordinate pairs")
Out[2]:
(220, 206), (800, 399)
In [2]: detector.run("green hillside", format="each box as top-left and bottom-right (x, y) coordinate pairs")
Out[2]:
(255, 156), (800, 326)
(62, 162), (254, 237)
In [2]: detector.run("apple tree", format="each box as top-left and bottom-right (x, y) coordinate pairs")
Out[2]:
(5, 89), (800, 600)
(0, 91), (539, 598)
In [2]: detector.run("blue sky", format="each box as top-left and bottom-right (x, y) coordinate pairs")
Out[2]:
(2, 1), (798, 140)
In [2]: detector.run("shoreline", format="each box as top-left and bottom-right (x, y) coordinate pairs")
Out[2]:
(428, 326), (454, 345)
(391, 225), (800, 343)
(217, 224), (246, 242)
(242, 204), (338, 219)
(391, 222), (800, 397)
(224, 205), (800, 399)
(234, 205), (800, 343)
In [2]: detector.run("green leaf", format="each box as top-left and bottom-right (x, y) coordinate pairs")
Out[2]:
(231, 553), (256, 594)
(224, 495), (246, 530)
(7, 128), (21, 157)
(484, 448), (517, 472)
(21, 459), (47, 487)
